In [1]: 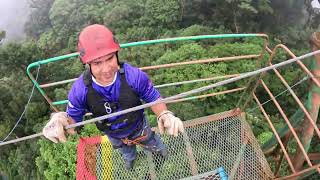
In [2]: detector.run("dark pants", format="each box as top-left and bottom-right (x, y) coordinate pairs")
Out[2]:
(107, 119), (166, 162)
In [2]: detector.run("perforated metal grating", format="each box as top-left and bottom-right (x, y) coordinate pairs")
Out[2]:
(76, 109), (274, 180)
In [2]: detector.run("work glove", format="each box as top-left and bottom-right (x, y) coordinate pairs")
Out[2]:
(157, 110), (184, 137)
(42, 112), (76, 143)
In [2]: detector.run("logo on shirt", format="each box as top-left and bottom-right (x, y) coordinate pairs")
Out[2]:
(68, 101), (74, 108)
(104, 102), (112, 114)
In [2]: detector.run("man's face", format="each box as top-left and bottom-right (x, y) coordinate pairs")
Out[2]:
(89, 53), (118, 85)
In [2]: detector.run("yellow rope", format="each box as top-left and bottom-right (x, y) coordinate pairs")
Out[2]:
(101, 136), (113, 180)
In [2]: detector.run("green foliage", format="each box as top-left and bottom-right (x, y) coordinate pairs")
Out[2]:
(36, 124), (101, 179)
(177, 25), (230, 37)
(148, 41), (262, 120)
(0, 40), (44, 71)
(0, 30), (6, 44)
(25, 0), (55, 38)
(1, 0), (319, 179)
(103, 0), (145, 34)
(143, 0), (181, 29)
(257, 131), (273, 145)
(36, 138), (78, 179)
(236, 0), (259, 14)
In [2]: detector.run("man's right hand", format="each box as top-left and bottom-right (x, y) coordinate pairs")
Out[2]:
(42, 112), (76, 143)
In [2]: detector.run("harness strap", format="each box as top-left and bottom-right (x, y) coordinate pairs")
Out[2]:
(121, 129), (156, 150)
(84, 62), (143, 134)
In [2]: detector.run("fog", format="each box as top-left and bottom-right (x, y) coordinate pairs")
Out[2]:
(0, 0), (30, 42)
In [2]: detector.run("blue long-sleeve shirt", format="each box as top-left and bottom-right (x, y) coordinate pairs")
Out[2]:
(66, 63), (160, 138)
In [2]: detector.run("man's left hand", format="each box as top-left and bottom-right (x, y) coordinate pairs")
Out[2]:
(157, 110), (184, 137)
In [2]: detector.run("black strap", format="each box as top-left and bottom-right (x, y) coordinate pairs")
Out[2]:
(84, 62), (143, 134)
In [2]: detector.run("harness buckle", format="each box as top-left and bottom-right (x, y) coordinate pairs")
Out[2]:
(121, 130), (148, 146)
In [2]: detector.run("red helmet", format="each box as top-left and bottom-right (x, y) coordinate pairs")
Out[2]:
(78, 24), (120, 64)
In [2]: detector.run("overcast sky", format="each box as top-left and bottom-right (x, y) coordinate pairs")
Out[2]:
(0, 0), (30, 42)
(312, 0), (320, 9)
(1, 0), (320, 43)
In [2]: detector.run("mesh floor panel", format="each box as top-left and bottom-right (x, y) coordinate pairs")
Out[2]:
(76, 109), (274, 180)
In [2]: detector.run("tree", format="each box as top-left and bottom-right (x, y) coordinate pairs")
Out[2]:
(0, 30), (6, 45)
(304, 0), (320, 29)
(25, 0), (55, 38)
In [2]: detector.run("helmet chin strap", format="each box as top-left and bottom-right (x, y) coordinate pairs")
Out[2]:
(116, 51), (120, 65)
(84, 64), (96, 78)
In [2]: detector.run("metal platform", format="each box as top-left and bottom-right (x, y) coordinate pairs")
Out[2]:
(76, 109), (273, 180)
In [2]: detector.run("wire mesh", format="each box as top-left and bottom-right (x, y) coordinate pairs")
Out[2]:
(76, 109), (274, 180)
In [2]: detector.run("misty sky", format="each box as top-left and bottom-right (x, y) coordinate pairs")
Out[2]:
(0, 0), (30, 42)
(0, 0), (320, 43)
(312, 0), (320, 9)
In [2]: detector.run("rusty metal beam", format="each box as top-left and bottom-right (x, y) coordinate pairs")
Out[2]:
(269, 63), (320, 139)
(151, 109), (242, 133)
(40, 74), (241, 89)
(252, 93), (296, 173)
(140, 54), (260, 71)
(266, 44), (320, 87)
(275, 132), (292, 177)
(309, 153), (320, 161)
(167, 87), (246, 104)
(182, 131), (198, 176)
(274, 164), (320, 180)
(292, 36), (320, 171)
(29, 72), (59, 112)
(260, 80), (314, 168)
(40, 78), (78, 88)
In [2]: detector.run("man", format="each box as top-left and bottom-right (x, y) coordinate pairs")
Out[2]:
(42, 24), (184, 170)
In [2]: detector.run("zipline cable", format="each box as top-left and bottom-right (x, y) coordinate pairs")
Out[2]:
(0, 66), (40, 143)
(0, 50), (319, 147)
(247, 75), (310, 113)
